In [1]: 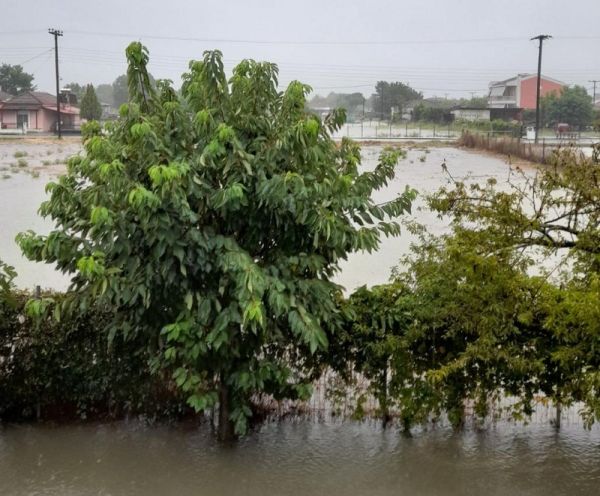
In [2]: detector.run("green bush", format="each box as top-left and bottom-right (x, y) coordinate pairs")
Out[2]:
(0, 290), (187, 421)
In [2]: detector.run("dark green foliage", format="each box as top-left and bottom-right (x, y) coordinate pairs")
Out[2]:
(79, 84), (103, 121)
(372, 81), (423, 118)
(412, 103), (452, 124)
(0, 290), (185, 421)
(0, 63), (35, 95)
(542, 85), (594, 129)
(17, 42), (415, 439)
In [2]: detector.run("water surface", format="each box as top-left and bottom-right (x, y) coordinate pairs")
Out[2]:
(1, 419), (598, 496)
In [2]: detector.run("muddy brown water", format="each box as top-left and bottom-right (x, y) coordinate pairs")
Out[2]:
(4, 143), (595, 495)
(0, 144), (531, 292)
(1, 419), (599, 496)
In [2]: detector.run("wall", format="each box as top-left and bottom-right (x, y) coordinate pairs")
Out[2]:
(519, 77), (563, 109)
(452, 109), (490, 122)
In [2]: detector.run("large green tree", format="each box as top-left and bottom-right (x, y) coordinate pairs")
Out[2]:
(79, 84), (103, 121)
(371, 81), (422, 119)
(0, 64), (35, 95)
(18, 42), (415, 440)
(542, 85), (594, 129)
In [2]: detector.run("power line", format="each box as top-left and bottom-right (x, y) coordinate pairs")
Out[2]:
(64, 29), (600, 46)
(17, 48), (53, 66)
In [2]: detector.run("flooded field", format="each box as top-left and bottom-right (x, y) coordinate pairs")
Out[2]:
(1, 419), (599, 496)
(0, 141), (528, 292)
(2, 142), (599, 495)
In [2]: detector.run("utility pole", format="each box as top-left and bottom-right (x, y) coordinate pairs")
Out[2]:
(589, 80), (599, 107)
(531, 34), (552, 143)
(48, 28), (63, 138)
(361, 95), (365, 138)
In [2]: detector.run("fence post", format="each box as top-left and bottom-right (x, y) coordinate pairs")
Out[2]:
(542, 138), (546, 162)
(433, 125), (436, 138)
(405, 122), (408, 137)
(419, 125), (421, 138)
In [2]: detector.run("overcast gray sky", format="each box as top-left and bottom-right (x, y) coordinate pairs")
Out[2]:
(1, 0), (599, 99)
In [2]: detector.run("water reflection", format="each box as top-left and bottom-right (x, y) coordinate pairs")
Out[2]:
(1, 419), (598, 496)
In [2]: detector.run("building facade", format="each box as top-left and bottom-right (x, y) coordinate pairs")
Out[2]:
(488, 74), (565, 110)
(0, 91), (80, 132)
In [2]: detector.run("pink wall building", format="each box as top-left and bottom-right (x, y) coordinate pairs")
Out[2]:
(0, 91), (80, 132)
(488, 74), (565, 110)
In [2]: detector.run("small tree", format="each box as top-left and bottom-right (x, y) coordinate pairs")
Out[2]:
(18, 42), (415, 440)
(79, 84), (103, 121)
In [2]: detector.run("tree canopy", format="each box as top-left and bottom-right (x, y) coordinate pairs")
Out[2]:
(542, 85), (594, 128)
(0, 63), (35, 95)
(112, 72), (156, 108)
(18, 42), (415, 440)
(79, 84), (103, 121)
(371, 81), (423, 118)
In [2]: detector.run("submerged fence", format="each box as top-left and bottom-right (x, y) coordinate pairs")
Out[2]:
(253, 370), (591, 430)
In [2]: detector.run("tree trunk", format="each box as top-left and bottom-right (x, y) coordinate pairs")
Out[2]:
(218, 382), (236, 442)
(381, 364), (390, 428)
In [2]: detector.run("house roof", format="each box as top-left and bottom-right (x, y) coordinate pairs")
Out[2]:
(0, 91), (59, 109)
(0, 91), (79, 115)
(489, 74), (566, 88)
(0, 90), (11, 102)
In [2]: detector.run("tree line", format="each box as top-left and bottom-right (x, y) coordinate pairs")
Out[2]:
(2, 45), (599, 441)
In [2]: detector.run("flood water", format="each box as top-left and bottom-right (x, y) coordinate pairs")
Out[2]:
(1, 419), (599, 496)
(2, 143), (599, 494)
(0, 143), (526, 292)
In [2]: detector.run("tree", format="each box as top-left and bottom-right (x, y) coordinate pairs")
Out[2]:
(18, 42), (416, 440)
(111, 74), (129, 108)
(79, 84), (103, 121)
(371, 81), (422, 119)
(0, 64), (35, 95)
(0, 259), (16, 306)
(96, 83), (114, 106)
(64, 82), (85, 101)
(112, 72), (156, 108)
(542, 85), (594, 129)
(424, 145), (600, 424)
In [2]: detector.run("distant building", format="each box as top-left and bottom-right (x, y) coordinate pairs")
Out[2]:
(0, 91), (80, 132)
(488, 74), (565, 109)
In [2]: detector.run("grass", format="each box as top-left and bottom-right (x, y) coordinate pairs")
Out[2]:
(42, 160), (52, 166)
(13, 150), (28, 158)
(17, 158), (28, 168)
(46, 149), (53, 156)
(1, 173), (11, 180)
(418, 155), (427, 162)
(29, 170), (40, 178)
